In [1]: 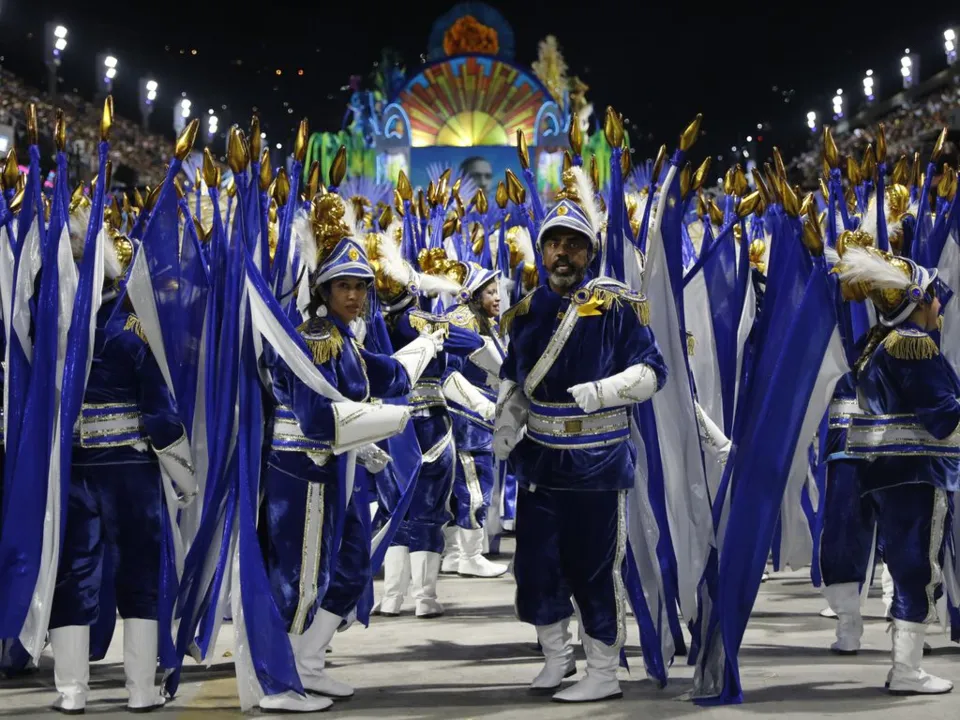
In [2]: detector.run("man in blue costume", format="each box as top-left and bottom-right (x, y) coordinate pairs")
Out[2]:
(494, 168), (667, 704)
(49, 216), (196, 714)
(834, 245), (957, 695)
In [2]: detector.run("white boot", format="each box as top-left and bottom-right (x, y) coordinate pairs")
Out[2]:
(50, 625), (90, 714)
(888, 619), (953, 695)
(552, 633), (623, 703)
(376, 545), (410, 616)
(410, 551), (444, 618)
(259, 691), (333, 712)
(295, 610), (354, 698)
(440, 525), (461, 574)
(823, 583), (863, 654)
(123, 619), (165, 712)
(881, 563), (894, 620)
(457, 527), (508, 578)
(530, 620), (576, 692)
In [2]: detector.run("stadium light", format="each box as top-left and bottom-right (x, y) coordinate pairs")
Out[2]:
(901, 50), (917, 89)
(832, 89), (844, 120)
(806, 110), (817, 133)
(946, 29), (958, 66)
(863, 70), (875, 102)
(44, 22), (68, 100)
(96, 53), (118, 95)
(174, 96), (192, 134)
(139, 78), (158, 131)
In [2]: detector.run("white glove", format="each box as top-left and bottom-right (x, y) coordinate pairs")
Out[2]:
(357, 443), (391, 474)
(493, 380), (528, 460)
(567, 363), (658, 413)
(423, 328), (446, 353)
(391, 330), (444, 386)
(442, 371), (495, 422)
(154, 434), (198, 507)
(694, 401), (732, 465)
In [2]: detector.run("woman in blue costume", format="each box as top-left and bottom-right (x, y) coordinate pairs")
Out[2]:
(370, 233), (485, 618)
(49, 205), (196, 714)
(257, 194), (444, 713)
(439, 261), (509, 578)
(834, 245), (957, 695)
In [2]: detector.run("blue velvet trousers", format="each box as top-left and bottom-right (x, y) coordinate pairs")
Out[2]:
(452, 450), (494, 529)
(50, 463), (163, 628)
(392, 415), (454, 553)
(513, 487), (626, 646)
(874, 483), (951, 624)
(819, 459), (875, 587)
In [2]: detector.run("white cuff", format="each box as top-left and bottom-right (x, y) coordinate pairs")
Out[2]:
(468, 337), (503, 376)
(391, 335), (438, 387)
(695, 401), (731, 457)
(442, 371), (495, 421)
(154, 433), (197, 503)
(331, 400), (410, 454)
(595, 363), (658, 409)
(493, 380), (528, 460)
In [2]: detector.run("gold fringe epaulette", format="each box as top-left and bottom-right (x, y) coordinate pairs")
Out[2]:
(124, 314), (148, 344)
(444, 304), (480, 332)
(686, 331), (696, 357)
(882, 326), (939, 361)
(297, 318), (344, 365)
(574, 282), (650, 326)
(407, 310), (450, 338)
(499, 288), (536, 337)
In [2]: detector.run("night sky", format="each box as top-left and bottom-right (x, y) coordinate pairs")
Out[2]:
(2, 0), (958, 165)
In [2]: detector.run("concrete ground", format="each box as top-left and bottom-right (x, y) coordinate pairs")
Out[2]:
(2, 536), (959, 718)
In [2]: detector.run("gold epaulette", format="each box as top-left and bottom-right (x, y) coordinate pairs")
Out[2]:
(297, 317), (344, 365)
(408, 310), (450, 338)
(499, 288), (537, 337)
(444, 304), (480, 332)
(882, 326), (939, 361)
(124, 314), (148, 344)
(573, 281), (650, 326)
(687, 331), (696, 357)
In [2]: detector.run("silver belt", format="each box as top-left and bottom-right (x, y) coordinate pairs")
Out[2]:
(527, 401), (630, 450)
(271, 405), (331, 455)
(73, 402), (146, 449)
(409, 380), (445, 411)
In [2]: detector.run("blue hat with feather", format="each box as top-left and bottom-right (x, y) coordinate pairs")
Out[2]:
(536, 165), (604, 253)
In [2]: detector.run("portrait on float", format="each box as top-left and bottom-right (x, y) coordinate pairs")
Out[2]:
(409, 146), (524, 200)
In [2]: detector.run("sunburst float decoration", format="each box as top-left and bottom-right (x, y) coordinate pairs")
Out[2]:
(397, 57), (548, 148)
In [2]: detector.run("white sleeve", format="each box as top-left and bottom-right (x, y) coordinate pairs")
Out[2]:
(442, 371), (495, 421)
(594, 363), (659, 409)
(153, 433), (197, 500)
(468, 337), (503, 376)
(390, 335), (438, 386)
(330, 401), (411, 454)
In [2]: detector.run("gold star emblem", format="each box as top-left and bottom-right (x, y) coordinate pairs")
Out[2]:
(348, 248), (360, 261)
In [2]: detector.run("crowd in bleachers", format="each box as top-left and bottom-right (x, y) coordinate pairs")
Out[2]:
(1, 68), (169, 187)
(789, 81), (960, 188)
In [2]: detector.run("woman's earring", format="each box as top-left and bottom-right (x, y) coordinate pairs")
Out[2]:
(317, 304), (328, 317)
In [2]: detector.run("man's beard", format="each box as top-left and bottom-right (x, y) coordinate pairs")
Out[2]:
(548, 267), (583, 291)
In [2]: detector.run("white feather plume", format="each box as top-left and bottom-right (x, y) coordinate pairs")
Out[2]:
(859, 195), (878, 241)
(418, 272), (462, 297)
(292, 208), (318, 274)
(340, 196), (364, 238)
(511, 225), (535, 269)
(374, 219), (413, 286)
(569, 165), (604, 238)
(103, 230), (123, 279)
(834, 245), (909, 290)
(824, 245), (841, 268)
(69, 205), (91, 260)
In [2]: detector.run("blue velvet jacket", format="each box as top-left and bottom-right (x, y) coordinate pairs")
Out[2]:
(501, 276), (667, 491)
(856, 322), (960, 493)
(265, 314), (411, 484)
(441, 305), (504, 454)
(75, 297), (183, 467)
(385, 305), (484, 452)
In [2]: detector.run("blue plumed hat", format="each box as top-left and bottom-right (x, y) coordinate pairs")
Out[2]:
(460, 261), (500, 303)
(536, 165), (604, 253)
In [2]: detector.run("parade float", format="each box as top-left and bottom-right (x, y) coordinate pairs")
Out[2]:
(303, 2), (624, 202)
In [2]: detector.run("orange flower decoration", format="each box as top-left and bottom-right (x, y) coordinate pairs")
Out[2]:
(443, 15), (499, 56)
